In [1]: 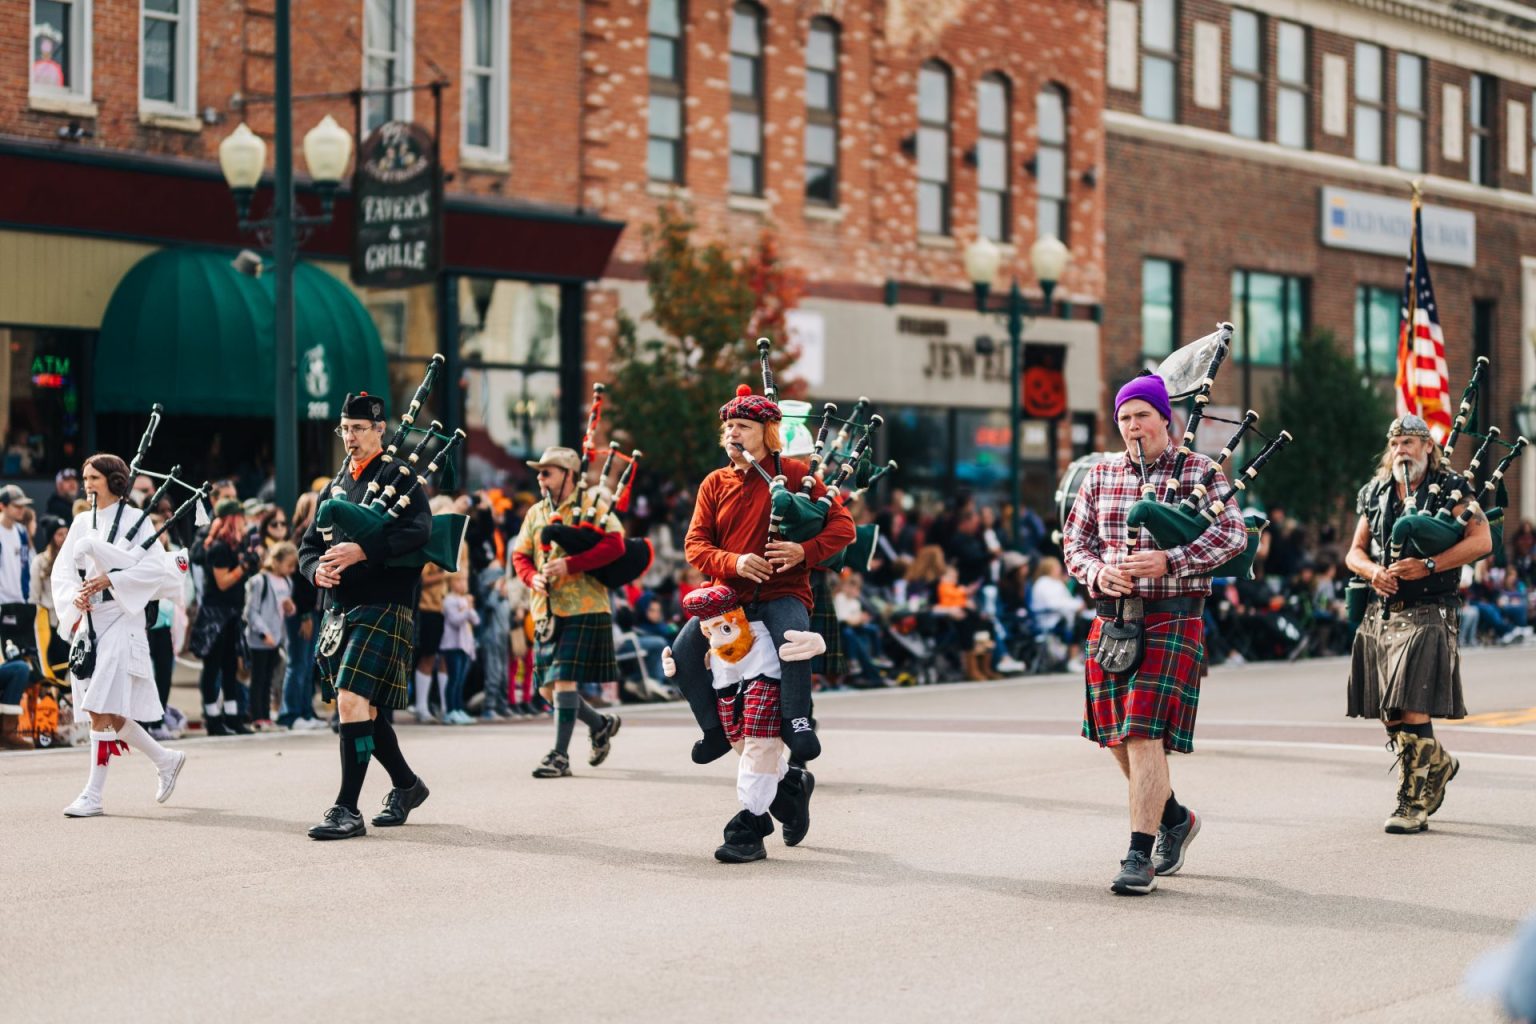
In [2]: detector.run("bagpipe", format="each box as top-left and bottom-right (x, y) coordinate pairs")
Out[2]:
(741, 338), (894, 573)
(1103, 324), (1293, 579)
(1386, 356), (1528, 564)
(536, 382), (653, 591)
(314, 354), (471, 572)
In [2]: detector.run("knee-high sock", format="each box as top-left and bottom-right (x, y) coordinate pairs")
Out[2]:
(335, 721), (375, 812)
(413, 670), (432, 716)
(435, 672), (449, 716)
(116, 720), (177, 772)
(370, 716), (417, 789)
(738, 737), (788, 815)
(553, 690), (579, 756)
(576, 697), (605, 731)
(81, 729), (124, 802)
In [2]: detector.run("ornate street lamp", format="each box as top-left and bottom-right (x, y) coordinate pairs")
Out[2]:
(216, 5), (354, 514)
(965, 234), (1071, 549)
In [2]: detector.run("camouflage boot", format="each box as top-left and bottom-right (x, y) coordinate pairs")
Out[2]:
(1383, 733), (1431, 834)
(1423, 737), (1459, 817)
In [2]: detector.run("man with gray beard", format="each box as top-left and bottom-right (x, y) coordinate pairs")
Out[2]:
(1344, 414), (1491, 834)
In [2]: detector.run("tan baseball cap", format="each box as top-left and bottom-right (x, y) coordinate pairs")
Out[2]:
(0, 484), (34, 506)
(528, 446), (580, 475)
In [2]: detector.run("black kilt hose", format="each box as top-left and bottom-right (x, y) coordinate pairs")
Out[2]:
(318, 603), (416, 710)
(534, 611), (620, 687)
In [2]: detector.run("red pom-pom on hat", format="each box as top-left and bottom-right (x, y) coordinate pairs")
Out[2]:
(736, 384), (752, 397)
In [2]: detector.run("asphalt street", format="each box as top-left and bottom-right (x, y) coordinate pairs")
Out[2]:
(3, 646), (1533, 1023)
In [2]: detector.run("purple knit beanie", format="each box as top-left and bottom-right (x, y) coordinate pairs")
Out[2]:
(1114, 372), (1173, 422)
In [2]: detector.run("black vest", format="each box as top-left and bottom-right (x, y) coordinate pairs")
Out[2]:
(1356, 468), (1462, 602)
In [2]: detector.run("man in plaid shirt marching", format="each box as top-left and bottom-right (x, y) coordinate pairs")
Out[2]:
(1062, 372), (1247, 894)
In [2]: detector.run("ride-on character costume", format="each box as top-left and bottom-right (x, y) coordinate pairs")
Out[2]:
(299, 389), (440, 840)
(662, 585), (825, 862)
(664, 372), (855, 859)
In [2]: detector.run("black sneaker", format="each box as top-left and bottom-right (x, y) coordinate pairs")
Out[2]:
(769, 766), (815, 847)
(1153, 808), (1200, 876)
(227, 716), (253, 736)
(204, 716), (229, 737)
(714, 810), (773, 864)
(307, 805), (366, 841)
(1110, 850), (1157, 895)
(588, 714), (622, 767)
(532, 750), (571, 779)
(371, 775), (430, 827)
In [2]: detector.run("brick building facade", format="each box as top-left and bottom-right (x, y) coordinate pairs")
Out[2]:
(1102, 0), (1536, 532)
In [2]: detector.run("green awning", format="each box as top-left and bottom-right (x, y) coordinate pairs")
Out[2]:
(96, 248), (387, 419)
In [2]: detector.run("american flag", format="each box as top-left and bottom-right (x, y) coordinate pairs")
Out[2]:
(1395, 197), (1452, 441)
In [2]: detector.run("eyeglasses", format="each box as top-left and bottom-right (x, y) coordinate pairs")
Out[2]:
(334, 425), (376, 438)
(270, 520), (288, 529)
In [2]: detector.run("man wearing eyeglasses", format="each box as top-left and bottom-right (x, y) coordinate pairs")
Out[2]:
(298, 392), (432, 840)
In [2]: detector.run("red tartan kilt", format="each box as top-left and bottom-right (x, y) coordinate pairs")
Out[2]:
(717, 678), (781, 744)
(1083, 611), (1204, 754)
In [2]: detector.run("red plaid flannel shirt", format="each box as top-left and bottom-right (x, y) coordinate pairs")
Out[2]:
(1062, 444), (1248, 600)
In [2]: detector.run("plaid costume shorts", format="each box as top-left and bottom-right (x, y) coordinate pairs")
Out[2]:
(317, 603), (415, 710)
(717, 677), (782, 744)
(1082, 611), (1204, 754)
(534, 611), (619, 687)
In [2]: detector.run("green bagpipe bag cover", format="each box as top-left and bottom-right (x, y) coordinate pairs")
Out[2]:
(318, 498), (469, 572)
(771, 484), (829, 543)
(1126, 499), (1268, 580)
(816, 522), (880, 573)
(1388, 511), (1466, 561)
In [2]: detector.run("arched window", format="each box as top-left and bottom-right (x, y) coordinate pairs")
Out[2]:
(976, 72), (1010, 241)
(804, 17), (840, 205)
(647, 0), (686, 183)
(729, 2), (766, 196)
(917, 60), (952, 235)
(1036, 84), (1068, 243)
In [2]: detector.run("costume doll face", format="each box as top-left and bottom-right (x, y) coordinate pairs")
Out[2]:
(699, 607), (754, 664)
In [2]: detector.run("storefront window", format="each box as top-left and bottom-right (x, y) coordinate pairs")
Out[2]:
(1, 327), (86, 479)
(1231, 270), (1307, 368)
(1353, 285), (1397, 378)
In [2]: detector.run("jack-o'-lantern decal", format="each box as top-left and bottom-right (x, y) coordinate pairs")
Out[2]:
(1022, 344), (1067, 419)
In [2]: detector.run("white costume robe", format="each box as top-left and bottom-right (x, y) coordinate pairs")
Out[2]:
(53, 502), (188, 722)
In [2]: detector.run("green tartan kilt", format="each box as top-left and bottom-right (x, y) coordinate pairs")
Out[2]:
(809, 571), (845, 676)
(534, 611), (619, 687)
(317, 603), (415, 710)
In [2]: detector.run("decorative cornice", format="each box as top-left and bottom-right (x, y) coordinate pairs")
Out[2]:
(1345, 0), (1536, 57)
(1105, 110), (1536, 216)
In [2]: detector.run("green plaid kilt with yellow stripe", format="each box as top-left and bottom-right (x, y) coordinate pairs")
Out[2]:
(317, 603), (415, 710)
(534, 611), (619, 687)
(809, 570), (845, 676)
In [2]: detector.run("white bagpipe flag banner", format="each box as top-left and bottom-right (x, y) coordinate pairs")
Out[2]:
(1395, 192), (1453, 442)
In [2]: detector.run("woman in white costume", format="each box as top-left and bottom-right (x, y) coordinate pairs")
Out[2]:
(54, 454), (189, 818)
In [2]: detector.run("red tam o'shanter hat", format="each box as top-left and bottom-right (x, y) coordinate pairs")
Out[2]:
(682, 584), (741, 621)
(719, 383), (781, 423)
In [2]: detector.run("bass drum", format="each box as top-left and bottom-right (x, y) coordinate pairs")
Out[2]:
(1051, 452), (1114, 545)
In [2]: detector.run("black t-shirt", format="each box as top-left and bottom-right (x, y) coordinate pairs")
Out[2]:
(201, 540), (246, 608)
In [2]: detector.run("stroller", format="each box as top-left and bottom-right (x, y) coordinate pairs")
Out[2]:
(883, 611), (942, 686)
(0, 602), (73, 749)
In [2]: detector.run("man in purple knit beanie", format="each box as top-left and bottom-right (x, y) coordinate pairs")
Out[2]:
(1058, 368), (1248, 895)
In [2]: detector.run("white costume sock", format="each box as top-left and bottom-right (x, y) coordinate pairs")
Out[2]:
(414, 670), (432, 716)
(81, 729), (123, 802)
(737, 737), (789, 816)
(117, 720), (178, 772)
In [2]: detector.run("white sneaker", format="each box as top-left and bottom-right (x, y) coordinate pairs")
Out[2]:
(156, 750), (186, 804)
(63, 793), (103, 818)
(996, 656), (1026, 673)
(295, 718), (329, 732)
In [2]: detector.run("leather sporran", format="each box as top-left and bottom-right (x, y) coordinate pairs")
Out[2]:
(68, 616), (97, 680)
(317, 606), (346, 658)
(1094, 617), (1144, 675)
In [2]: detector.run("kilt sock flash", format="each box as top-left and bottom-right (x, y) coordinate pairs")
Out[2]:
(336, 721), (375, 812)
(553, 691), (579, 755)
(80, 729), (124, 803)
(369, 716), (417, 789)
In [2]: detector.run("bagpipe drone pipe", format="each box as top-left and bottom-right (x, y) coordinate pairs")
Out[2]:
(315, 356), (471, 572)
(1122, 323), (1294, 580)
(537, 382), (654, 590)
(1385, 356), (1528, 564)
(739, 339), (894, 573)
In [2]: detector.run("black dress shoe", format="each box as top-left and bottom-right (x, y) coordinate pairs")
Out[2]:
(203, 716), (229, 737)
(308, 805), (366, 840)
(371, 776), (430, 827)
(227, 716), (253, 736)
(769, 766), (815, 847)
(714, 810), (773, 864)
